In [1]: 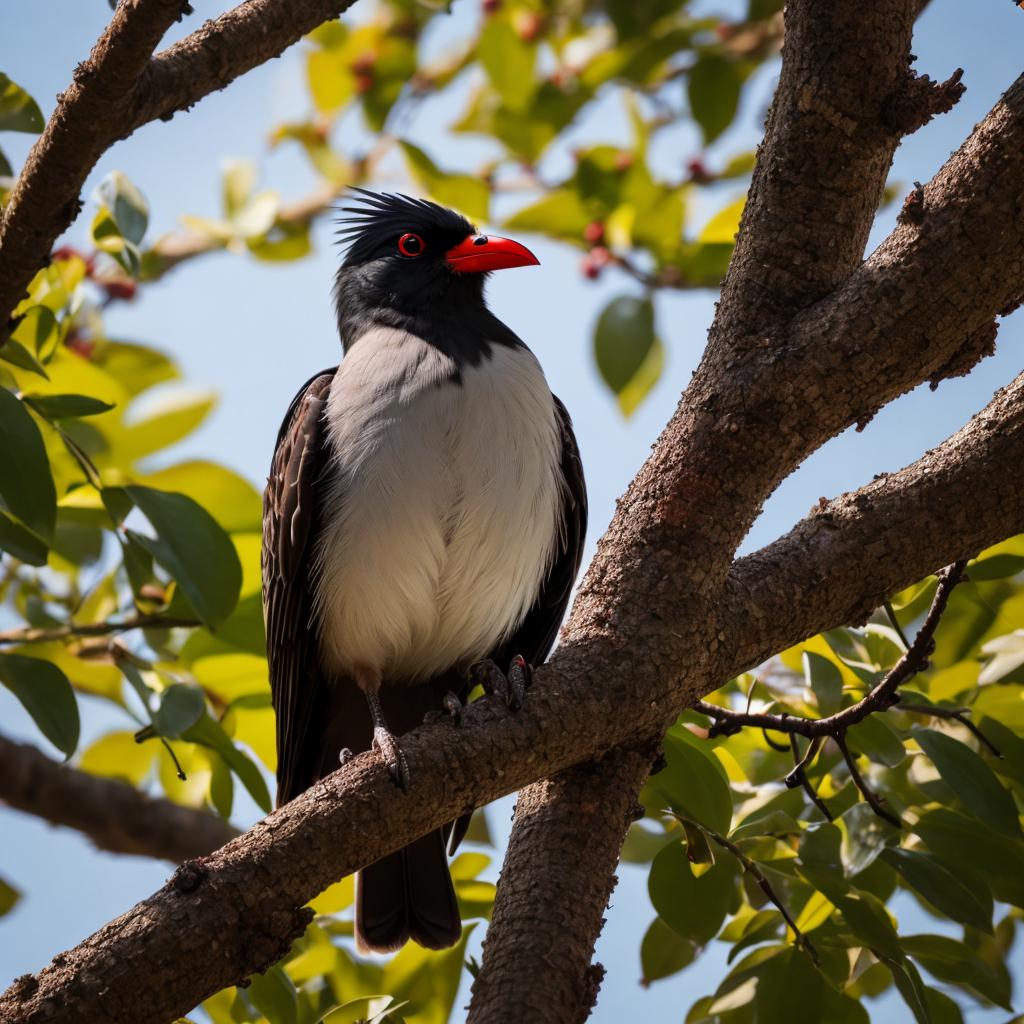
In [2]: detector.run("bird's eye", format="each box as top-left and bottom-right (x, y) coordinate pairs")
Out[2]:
(398, 233), (425, 257)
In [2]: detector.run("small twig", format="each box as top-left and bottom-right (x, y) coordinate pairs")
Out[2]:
(883, 600), (911, 650)
(785, 735), (833, 821)
(0, 613), (199, 646)
(695, 561), (967, 740)
(668, 812), (818, 964)
(835, 733), (902, 828)
(897, 702), (1002, 757)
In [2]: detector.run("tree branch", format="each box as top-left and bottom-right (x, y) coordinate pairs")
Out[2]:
(0, 613), (199, 646)
(467, 748), (654, 1024)
(0, 0), (189, 321)
(0, 0), (361, 323)
(0, 733), (238, 862)
(697, 560), (965, 738)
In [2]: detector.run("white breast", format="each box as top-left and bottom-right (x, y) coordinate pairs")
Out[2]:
(312, 326), (564, 683)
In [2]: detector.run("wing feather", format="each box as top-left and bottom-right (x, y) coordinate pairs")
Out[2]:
(262, 368), (335, 805)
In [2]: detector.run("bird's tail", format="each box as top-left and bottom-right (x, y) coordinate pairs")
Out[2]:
(355, 827), (461, 953)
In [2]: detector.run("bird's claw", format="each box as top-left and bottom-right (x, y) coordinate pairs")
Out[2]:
(338, 747), (354, 767)
(373, 727), (410, 791)
(474, 655), (531, 711)
(422, 690), (464, 726)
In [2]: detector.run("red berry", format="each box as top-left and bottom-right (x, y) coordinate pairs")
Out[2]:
(514, 11), (543, 42)
(583, 221), (605, 245)
(482, 0), (501, 13)
(103, 279), (137, 302)
(589, 245), (611, 267)
(581, 258), (601, 280)
(613, 151), (634, 172)
(66, 333), (95, 360)
(354, 71), (374, 94)
(687, 157), (711, 183)
(349, 53), (375, 75)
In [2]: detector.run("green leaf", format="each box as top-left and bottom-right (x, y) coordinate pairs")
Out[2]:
(23, 394), (115, 419)
(881, 848), (993, 934)
(593, 294), (663, 415)
(118, 391), (215, 461)
(95, 170), (149, 245)
(0, 510), (48, 565)
(755, 947), (868, 1024)
(922, 986), (965, 1024)
(504, 189), (590, 239)
(688, 54), (744, 145)
(901, 934), (1012, 1009)
(122, 485), (242, 628)
(697, 197), (745, 244)
(648, 840), (735, 943)
(399, 142), (489, 223)
(0, 652), (79, 757)
(0, 73), (44, 133)
(913, 728), (1021, 836)
(478, 18), (536, 113)
(141, 461), (262, 533)
(840, 802), (895, 875)
(883, 955), (933, 1024)
(913, 808), (1024, 907)
(11, 305), (59, 360)
(803, 651), (843, 716)
(247, 965), (297, 1024)
(836, 889), (903, 960)
(153, 684), (206, 739)
(847, 714), (906, 767)
(652, 730), (732, 834)
(0, 387), (56, 544)
(1, 338), (49, 378)
(184, 713), (271, 813)
(0, 877), (20, 917)
(640, 916), (696, 984)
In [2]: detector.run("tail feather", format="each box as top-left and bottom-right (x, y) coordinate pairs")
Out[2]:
(355, 828), (461, 954)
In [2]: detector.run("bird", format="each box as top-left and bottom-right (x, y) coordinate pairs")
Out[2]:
(261, 189), (587, 955)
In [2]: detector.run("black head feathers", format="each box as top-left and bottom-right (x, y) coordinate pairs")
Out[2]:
(337, 189), (475, 267)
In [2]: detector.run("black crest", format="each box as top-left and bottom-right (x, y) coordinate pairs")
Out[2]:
(337, 189), (475, 266)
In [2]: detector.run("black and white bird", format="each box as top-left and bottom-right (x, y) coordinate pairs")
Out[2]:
(261, 191), (587, 954)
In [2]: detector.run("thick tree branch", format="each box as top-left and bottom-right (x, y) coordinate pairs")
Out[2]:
(0, 0), (360, 323)
(0, 734), (238, 862)
(0, 0), (188, 321)
(467, 748), (654, 1024)
(723, 373), (1024, 674)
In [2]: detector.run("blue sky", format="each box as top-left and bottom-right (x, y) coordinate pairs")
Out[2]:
(1, 1), (1022, 1020)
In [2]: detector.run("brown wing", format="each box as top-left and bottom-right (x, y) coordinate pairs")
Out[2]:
(494, 394), (588, 669)
(262, 368), (336, 806)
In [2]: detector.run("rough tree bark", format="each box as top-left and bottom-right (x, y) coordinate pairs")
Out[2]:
(465, 1), (981, 1013)
(2, 2), (1024, 1023)
(0, 734), (238, 862)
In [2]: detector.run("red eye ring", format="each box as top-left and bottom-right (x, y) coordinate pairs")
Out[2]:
(398, 233), (425, 257)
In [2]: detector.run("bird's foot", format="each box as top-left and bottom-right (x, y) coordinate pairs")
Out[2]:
(338, 747), (354, 767)
(372, 727), (410, 791)
(473, 655), (531, 711)
(422, 690), (464, 726)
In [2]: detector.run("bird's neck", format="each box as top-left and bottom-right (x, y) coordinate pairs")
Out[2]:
(335, 269), (518, 364)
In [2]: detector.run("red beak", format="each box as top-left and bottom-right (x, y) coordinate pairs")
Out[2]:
(445, 234), (539, 273)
